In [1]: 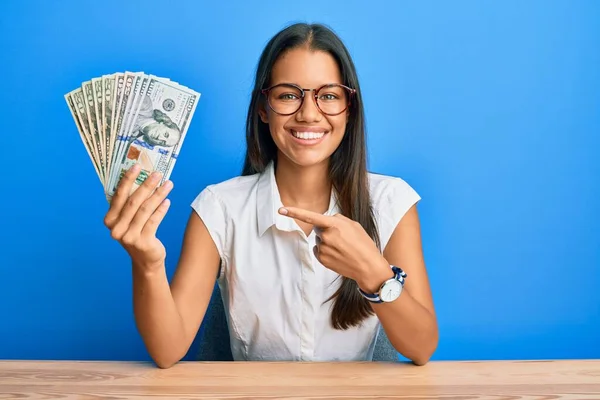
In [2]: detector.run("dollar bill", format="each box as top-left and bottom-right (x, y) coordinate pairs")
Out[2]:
(65, 91), (102, 183)
(106, 76), (200, 198)
(116, 73), (147, 170)
(107, 72), (136, 191)
(123, 75), (150, 143)
(102, 74), (116, 174)
(111, 73), (150, 188)
(82, 81), (106, 183)
(70, 88), (103, 174)
(92, 77), (105, 167)
(107, 73), (125, 180)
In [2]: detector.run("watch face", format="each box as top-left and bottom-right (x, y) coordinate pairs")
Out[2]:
(380, 280), (402, 302)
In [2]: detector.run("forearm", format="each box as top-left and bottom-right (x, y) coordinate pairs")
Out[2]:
(372, 287), (438, 365)
(358, 265), (438, 365)
(132, 262), (186, 368)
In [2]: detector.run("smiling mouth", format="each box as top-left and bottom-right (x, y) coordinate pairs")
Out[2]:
(290, 130), (326, 140)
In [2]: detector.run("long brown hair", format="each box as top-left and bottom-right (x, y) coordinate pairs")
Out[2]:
(241, 23), (380, 330)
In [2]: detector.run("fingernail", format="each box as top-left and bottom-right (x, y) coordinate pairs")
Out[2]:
(278, 207), (288, 215)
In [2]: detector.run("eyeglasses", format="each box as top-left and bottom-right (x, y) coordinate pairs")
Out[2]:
(261, 83), (356, 116)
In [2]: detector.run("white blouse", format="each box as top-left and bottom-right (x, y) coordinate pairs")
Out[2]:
(191, 161), (420, 361)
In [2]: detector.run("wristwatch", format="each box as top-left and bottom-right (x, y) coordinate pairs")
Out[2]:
(358, 266), (407, 303)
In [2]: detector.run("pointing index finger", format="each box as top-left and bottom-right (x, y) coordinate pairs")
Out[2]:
(278, 207), (334, 228)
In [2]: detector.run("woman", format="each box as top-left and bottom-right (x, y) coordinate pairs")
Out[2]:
(103, 22), (438, 368)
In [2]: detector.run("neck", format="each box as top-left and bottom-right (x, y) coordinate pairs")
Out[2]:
(274, 157), (332, 214)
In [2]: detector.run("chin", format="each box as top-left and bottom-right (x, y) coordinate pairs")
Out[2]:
(280, 152), (332, 169)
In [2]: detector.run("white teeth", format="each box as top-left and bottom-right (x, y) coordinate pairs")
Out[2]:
(292, 131), (325, 140)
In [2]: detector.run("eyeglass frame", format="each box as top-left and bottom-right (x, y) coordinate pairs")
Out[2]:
(260, 82), (357, 116)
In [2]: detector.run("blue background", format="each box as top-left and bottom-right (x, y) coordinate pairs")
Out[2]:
(1, 0), (598, 362)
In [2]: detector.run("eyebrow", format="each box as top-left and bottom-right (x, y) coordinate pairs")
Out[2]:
(268, 81), (344, 88)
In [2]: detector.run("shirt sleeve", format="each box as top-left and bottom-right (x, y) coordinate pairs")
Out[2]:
(377, 177), (421, 251)
(190, 186), (230, 264)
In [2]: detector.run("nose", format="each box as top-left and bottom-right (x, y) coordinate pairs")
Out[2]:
(295, 91), (322, 122)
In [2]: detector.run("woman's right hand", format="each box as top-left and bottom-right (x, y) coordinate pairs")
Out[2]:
(103, 163), (174, 274)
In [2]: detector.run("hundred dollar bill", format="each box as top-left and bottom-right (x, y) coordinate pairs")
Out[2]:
(82, 81), (106, 183)
(102, 74), (117, 175)
(117, 73), (148, 166)
(112, 73), (150, 183)
(107, 72), (136, 191)
(123, 75), (150, 141)
(92, 77), (105, 167)
(106, 77), (200, 199)
(106, 73), (125, 183)
(70, 88), (103, 177)
(65, 91), (102, 183)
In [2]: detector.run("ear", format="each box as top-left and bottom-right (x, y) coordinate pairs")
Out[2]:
(258, 102), (269, 124)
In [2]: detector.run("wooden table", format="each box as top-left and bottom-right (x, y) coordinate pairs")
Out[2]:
(0, 359), (599, 399)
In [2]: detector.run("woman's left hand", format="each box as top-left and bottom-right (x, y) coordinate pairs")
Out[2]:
(278, 206), (393, 292)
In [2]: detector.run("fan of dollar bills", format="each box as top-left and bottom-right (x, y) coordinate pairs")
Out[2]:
(64, 72), (200, 201)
